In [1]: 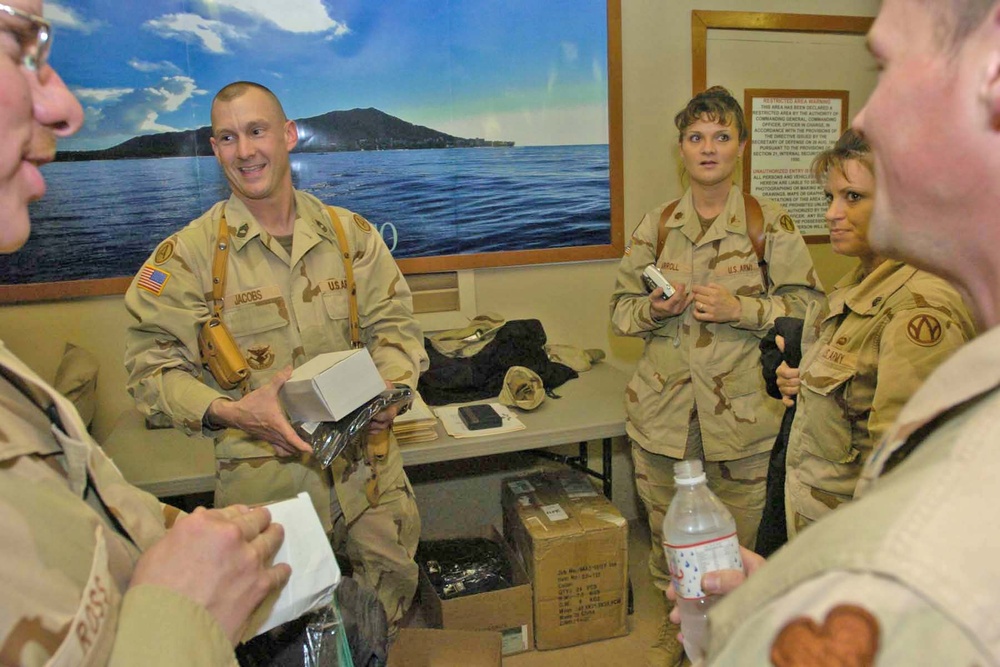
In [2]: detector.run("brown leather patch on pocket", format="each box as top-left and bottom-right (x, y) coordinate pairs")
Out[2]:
(771, 604), (879, 667)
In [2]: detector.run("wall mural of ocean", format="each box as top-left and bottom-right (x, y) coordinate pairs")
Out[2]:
(3, 144), (610, 285)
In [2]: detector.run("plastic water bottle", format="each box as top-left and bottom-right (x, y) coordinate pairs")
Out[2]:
(662, 459), (743, 662)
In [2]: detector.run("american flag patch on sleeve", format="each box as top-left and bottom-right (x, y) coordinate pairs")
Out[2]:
(137, 264), (170, 296)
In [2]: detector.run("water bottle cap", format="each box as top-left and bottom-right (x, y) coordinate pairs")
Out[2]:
(673, 459), (707, 485)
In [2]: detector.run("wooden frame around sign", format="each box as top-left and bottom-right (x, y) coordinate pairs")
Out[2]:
(743, 89), (849, 243)
(690, 10), (874, 95)
(0, 1), (624, 304)
(688, 10), (873, 246)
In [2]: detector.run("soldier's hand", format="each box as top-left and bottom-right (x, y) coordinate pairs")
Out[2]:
(691, 283), (741, 323)
(130, 505), (291, 646)
(650, 281), (694, 321)
(206, 366), (312, 456)
(667, 546), (765, 624)
(776, 361), (801, 408)
(369, 379), (399, 434)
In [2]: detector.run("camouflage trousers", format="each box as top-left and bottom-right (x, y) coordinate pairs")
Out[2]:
(215, 457), (421, 632)
(329, 475), (421, 633)
(630, 412), (769, 594)
(787, 486), (851, 540)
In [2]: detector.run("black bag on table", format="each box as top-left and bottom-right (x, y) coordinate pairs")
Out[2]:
(418, 319), (577, 406)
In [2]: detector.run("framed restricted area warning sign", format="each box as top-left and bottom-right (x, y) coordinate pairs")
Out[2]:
(743, 89), (849, 242)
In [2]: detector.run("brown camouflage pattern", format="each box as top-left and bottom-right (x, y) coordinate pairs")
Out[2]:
(632, 433), (769, 599)
(611, 186), (823, 462)
(124, 191), (428, 622)
(706, 328), (1000, 664)
(329, 478), (421, 631)
(784, 260), (974, 535)
(0, 342), (235, 666)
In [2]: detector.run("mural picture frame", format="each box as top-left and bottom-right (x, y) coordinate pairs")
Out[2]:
(0, 0), (624, 303)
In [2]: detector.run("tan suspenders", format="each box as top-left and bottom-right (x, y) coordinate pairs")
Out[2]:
(198, 209), (252, 394)
(655, 192), (769, 288)
(325, 208), (387, 505)
(200, 204), (388, 504)
(326, 207), (363, 350)
(199, 205), (363, 390)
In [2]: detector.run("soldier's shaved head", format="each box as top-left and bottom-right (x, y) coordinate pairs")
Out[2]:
(212, 82), (287, 124)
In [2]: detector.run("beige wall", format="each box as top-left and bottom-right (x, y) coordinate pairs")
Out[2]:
(0, 0), (879, 527)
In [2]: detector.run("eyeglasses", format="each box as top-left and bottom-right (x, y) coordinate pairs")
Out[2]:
(0, 2), (51, 72)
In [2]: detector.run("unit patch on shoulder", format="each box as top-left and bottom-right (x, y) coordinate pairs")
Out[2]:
(770, 604), (879, 667)
(906, 313), (943, 347)
(779, 214), (796, 233)
(153, 239), (175, 264)
(353, 213), (372, 233)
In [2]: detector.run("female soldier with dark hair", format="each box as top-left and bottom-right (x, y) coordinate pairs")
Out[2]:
(610, 86), (823, 665)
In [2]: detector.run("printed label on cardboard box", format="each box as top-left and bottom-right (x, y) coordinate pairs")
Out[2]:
(500, 625), (529, 654)
(555, 561), (624, 628)
(541, 503), (569, 522)
(559, 475), (599, 498)
(507, 479), (535, 494)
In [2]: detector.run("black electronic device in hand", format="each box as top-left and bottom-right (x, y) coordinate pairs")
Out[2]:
(458, 404), (503, 430)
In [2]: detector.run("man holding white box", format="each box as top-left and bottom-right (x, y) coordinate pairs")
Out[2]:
(124, 81), (429, 632)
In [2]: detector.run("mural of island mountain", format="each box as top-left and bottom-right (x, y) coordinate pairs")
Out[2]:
(56, 107), (513, 162)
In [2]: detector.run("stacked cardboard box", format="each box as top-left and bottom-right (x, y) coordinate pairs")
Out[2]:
(501, 468), (629, 650)
(416, 525), (534, 656)
(387, 628), (501, 667)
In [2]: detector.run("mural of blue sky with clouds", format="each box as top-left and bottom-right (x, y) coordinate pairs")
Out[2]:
(46, 0), (610, 151)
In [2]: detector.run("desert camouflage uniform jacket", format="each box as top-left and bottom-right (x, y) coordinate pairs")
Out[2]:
(611, 186), (823, 460)
(784, 260), (974, 531)
(706, 325), (998, 666)
(124, 191), (428, 527)
(0, 341), (234, 666)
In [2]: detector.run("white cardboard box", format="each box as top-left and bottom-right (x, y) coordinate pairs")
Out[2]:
(280, 349), (385, 422)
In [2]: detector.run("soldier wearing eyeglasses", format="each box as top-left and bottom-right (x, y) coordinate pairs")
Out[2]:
(0, 2), (292, 665)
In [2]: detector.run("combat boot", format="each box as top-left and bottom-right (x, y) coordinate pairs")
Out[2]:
(647, 593), (685, 667)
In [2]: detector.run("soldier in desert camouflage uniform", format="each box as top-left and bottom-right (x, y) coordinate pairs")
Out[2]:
(775, 130), (975, 538)
(124, 82), (428, 631)
(667, 3), (1000, 662)
(0, 5), (288, 664)
(610, 86), (822, 666)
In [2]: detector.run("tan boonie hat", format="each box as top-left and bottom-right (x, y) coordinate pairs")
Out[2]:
(498, 366), (545, 411)
(428, 313), (506, 358)
(544, 344), (606, 372)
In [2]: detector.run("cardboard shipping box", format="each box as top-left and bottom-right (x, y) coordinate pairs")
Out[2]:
(417, 525), (533, 656)
(279, 349), (385, 423)
(387, 628), (501, 667)
(501, 469), (629, 650)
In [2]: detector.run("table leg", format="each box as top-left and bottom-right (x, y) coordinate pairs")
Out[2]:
(528, 439), (613, 497)
(601, 437), (612, 499)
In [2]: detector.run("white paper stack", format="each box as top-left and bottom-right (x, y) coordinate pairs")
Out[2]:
(392, 392), (440, 445)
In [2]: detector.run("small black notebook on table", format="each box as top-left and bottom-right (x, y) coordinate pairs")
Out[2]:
(457, 404), (503, 430)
